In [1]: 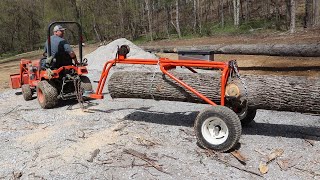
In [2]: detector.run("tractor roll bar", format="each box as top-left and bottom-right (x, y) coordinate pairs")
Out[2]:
(47, 21), (83, 64)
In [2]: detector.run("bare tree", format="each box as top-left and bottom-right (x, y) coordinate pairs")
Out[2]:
(288, 0), (296, 33)
(233, 0), (240, 27)
(175, 0), (182, 38)
(219, 0), (225, 27)
(145, 0), (153, 41)
(314, 0), (320, 26)
(193, 0), (198, 32)
(305, 0), (313, 28)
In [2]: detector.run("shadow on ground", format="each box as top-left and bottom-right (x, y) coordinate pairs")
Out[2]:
(123, 109), (320, 141)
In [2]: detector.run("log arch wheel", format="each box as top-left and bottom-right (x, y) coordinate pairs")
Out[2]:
(194, 105), (242, 152)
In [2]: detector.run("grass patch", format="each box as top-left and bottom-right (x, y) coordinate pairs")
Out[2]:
(133, 36), (150, 45)
(208, 19), (276, 35)
(0, 50), (43, 64)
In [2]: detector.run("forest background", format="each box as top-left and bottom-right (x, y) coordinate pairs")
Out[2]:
(0, 0), (319, 57)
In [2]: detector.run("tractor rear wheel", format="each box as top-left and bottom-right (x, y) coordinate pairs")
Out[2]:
(37, 80), (58, 109)
(194, 106), (242, 152)
(22, 84), (33, 101)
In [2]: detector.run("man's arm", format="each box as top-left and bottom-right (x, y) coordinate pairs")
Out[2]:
(69, 51), (79, 65)
(63, 43), (80, 65)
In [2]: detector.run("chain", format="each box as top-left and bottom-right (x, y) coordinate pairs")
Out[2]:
(74, 76), (84, 110)
(149, 59), (161, 100)
(230, 60), (248, 99)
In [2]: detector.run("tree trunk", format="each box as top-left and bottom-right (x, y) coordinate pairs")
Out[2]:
(314, 0), (320, 26)
(175, 0), (182, 38)
(109, 71), (320, 114)
(219, 0), (225, 27)
(289, 0), (296, 33)
(141, 43), (320, 57)
(244, 0), (249, 22)
(145, 0), (153, 41)
(118, 0), (124, 37)
(305, 0), (313, 28)
(233, 0), (240, 27)
(193, 0), (197, 32)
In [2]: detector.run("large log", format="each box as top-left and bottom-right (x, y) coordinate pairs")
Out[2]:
(109, 71), (320, 114)
(141, 43), (320, 57)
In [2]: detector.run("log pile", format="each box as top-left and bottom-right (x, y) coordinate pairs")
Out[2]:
(109, 71), (320, 114)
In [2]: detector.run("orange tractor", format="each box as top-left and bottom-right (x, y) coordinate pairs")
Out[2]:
(9, 21), (92, 109)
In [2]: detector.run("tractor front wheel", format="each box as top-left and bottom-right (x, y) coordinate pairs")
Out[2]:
(37, 80), (58, 109)
(22, 84), (33, 101)
(194, 106), (242, 152)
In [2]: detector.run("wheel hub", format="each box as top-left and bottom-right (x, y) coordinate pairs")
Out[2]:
(202, 117), (229, 145)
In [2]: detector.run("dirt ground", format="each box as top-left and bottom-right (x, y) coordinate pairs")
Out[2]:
(2, 30), (319, 92)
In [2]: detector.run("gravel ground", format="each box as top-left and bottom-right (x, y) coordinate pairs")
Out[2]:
(0, 39), (319, 179)
(0, 80), (319, 179)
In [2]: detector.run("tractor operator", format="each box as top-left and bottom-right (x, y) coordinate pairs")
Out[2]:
(43, 25), (79, 68)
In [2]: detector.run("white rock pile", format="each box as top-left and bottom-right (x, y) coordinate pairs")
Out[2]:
(85, 38), (158, 71)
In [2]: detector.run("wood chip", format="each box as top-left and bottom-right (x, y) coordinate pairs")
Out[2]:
(230, 150), (247, 164)
(267, 149), (284, 164)
(304, 138), (315, 146)
(259, 162), (269, 174)
(277, 159), (290, 171)
(87, 149), (100, 162)
(113, 124), (127, 132)
(254, 149), (266, 156)
(136, 137), (160, 148)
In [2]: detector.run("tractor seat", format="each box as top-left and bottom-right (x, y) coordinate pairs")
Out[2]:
(40, 53), (73, 70)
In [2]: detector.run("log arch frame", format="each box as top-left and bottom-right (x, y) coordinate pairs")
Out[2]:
(90, 54), (240, 107)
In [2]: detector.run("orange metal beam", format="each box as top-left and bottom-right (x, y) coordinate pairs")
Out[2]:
(90, 57), (234, 107)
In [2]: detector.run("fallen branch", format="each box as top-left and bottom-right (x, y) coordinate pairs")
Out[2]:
(123, 148), (170, 174)
(230, 150), (247, 165)
(294, 167), (320, 176)
(1, 105), (21, 117)
(200, 149), (262, 177)
(217, 158), (263, 177)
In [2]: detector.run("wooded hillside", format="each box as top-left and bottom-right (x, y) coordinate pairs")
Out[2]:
(0, 0), (319, 56)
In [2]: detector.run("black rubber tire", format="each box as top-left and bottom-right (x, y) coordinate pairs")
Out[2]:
(37, 80), (58, 109)
(22, 84), (33, 101)
(80, 76), (93, 92)
(194, 105), (242, 152)
(239, 108), (257, 126)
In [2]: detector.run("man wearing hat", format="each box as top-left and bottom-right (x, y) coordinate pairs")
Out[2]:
(43, 24), (79, 68)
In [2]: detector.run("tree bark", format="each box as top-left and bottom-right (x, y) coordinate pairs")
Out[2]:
(193, 0), (198, 32)
(314, 0), (320, 26)
(289, 0), (296, 33)
(141, 43), (320, 57)
(305, 0), (313, 28)
(233, 0), (240, 27)
(145, 0), (153, 41)
(175, 0), (182, 38)
(109, 71), (320, 114)
(219, 0), (225, 27)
